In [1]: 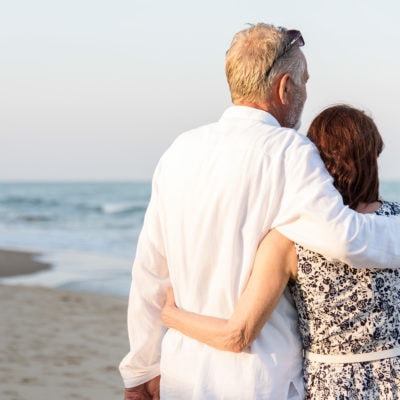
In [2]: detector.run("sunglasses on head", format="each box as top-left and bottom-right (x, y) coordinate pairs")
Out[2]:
(265, 29), (305, 78)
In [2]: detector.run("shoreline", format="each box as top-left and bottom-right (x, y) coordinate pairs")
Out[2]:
(0, 248), (51, 277)
(0, 248), (129, 400)
(0, 247), (132, 298)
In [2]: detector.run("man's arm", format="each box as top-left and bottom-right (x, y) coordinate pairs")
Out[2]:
(119, 168), (169, 390)
(275, 136), (400, 268)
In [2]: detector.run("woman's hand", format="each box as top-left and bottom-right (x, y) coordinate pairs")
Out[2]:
(164, 286), (176, 307)
(161, 286), (177, 327)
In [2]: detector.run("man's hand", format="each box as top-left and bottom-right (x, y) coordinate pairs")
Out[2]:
(124, 376), (160, 400)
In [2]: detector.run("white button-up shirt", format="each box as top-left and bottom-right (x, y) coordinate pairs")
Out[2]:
(120, 106), (400, 399)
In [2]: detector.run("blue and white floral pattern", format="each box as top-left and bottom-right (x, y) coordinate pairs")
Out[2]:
(290, 201), (400, 399)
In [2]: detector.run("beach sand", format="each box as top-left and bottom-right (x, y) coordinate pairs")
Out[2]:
(0, 249), (129, 400)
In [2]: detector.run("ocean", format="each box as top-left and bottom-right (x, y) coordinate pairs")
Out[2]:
(0, 182), (151, 297)
(1, 181), (400, 297)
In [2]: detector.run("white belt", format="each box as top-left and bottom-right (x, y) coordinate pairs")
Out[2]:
(304, 347), (400, 364)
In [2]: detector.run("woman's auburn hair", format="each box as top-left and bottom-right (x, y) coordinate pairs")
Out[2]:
(307, 105), (384, 210)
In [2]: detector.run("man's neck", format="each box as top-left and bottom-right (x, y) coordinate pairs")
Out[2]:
(234, 101), (283, 126)
(234, 101), (268, 112)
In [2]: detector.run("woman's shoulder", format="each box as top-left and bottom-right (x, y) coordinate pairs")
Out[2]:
(376, 200), (400, 216)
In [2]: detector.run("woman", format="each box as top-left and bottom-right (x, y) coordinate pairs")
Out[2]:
(162, 105), (400, 399)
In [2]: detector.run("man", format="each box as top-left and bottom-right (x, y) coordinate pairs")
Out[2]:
(120, 23), (400, 399)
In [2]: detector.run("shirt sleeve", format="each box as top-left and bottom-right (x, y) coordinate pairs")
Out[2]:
(274, 136), (400, 268)
(119, 165), (169, 387)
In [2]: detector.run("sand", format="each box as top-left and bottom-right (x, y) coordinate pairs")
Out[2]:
(0, 249), (129, 400)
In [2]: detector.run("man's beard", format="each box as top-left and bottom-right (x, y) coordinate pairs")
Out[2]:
(287, 94), (304, 130)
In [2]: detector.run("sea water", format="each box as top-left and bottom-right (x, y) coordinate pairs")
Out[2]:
(0, 182), (151, 296)
(1, 181), (400, 297)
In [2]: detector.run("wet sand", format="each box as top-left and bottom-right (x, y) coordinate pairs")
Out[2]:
(0, 249), (129, 400)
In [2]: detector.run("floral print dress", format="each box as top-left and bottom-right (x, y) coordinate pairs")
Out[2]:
(289, 201), (400, 399)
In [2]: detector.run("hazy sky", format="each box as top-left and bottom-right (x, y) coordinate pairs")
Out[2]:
(1, 0), (400, 181)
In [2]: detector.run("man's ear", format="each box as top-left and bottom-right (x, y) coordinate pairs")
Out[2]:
(277, 73), (291, 105)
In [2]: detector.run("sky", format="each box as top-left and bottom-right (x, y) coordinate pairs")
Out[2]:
(1, 0), (400, 181)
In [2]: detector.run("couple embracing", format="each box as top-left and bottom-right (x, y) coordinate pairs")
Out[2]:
(120, 23), (400, 399)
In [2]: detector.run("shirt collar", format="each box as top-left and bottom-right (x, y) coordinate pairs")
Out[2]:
(219, 105), (281, 127)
